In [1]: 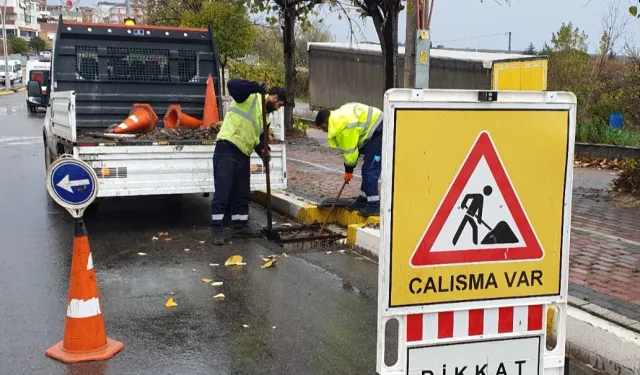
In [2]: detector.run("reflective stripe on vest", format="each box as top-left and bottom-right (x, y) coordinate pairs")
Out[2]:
(227, 95), (260, 133)
(341, 106), (379, 147)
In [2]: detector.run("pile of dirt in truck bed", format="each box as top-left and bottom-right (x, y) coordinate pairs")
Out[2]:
(136, 124), (222, 141)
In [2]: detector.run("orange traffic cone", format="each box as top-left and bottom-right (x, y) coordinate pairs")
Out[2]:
(113, 104), (158, 134)
(163, 104), (203, 128)
(202, 74), (219, 127)
(45, 219), (124, 363)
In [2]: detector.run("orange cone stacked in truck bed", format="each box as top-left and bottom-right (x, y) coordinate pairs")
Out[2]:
(202, 74), (219, 127)
(163, 104), (203, 128)
(113, 104), (158, 134)
(45, 219), (124, 363)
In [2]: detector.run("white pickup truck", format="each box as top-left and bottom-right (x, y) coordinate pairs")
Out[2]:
(40, 20), (286, 212)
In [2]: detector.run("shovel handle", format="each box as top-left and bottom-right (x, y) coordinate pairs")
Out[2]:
(317, 179), (349, 237)
(261, 93), (272, 232)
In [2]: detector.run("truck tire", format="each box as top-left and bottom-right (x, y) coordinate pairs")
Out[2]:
(84, 202), (99, 219)
(44, 140), (54, 170)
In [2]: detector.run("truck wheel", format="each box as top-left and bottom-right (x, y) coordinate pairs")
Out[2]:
(84, 203), (99, 219)
(44, 142), (55, 170)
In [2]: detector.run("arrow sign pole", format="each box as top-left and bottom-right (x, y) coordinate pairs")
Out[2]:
(56, 174), (91, 193)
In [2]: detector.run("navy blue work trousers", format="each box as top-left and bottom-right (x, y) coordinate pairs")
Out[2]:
(210, 141), (250, 232)
(358, 127), (382, 209)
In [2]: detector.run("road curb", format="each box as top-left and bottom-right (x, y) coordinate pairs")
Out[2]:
(0, 87), (26, 96)
(252, 190), (379, 227)
(252, 189), (640, 375)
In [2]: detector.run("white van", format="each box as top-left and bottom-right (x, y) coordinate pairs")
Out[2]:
(0, 59), (23, 85)
(26, 59), (51, 112)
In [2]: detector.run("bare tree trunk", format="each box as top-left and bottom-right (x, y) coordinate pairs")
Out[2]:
(381, 10), (399, 90)
(403, 0), (416, 88)
(283, 6), (296, 136)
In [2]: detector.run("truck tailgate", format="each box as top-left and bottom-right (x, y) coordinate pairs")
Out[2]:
(77, 144), (286, 197)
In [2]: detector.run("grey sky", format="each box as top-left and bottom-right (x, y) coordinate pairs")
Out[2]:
(315, 0), (640, 53)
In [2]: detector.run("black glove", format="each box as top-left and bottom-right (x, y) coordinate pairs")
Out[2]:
(260, 149), (271, 164)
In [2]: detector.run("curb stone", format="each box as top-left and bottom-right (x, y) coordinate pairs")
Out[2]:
(0, 87), (26, 96)
(252, 189), (640, 375)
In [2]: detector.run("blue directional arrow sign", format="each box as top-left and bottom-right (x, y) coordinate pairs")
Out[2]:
(46, 158), (98, 211)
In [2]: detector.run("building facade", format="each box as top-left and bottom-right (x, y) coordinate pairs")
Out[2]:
(0, 0), (42, 40)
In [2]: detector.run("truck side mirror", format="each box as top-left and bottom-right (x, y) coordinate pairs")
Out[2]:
(27, 80), (42, 98)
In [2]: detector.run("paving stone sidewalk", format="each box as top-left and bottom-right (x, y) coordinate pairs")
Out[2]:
(283, 135), (640, 323)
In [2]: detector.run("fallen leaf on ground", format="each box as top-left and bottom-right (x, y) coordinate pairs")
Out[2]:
(213, 293), (225, 301)
(201, 278), (213, 283)
(272, 326), (277, 329)
(211, 281), (223, 286)
(282, 253), (289, 258)
(326, 251), (332, 254)
(137, 252), (147, 256)
(261, 258), (276, 268)
(192, 269), (197, 272)
(225, 255), (244, 266)
(184, 248), (190, 252)
(242, 324), (249, 328)
(158, 232), (169, 237)
(283, 223), (292, 227)
(210, 263), (220, 267)
(338, 250), (346, 254)
(165, 298), (177, 308)
(198, 241), (205, 244)
(152, 236), (159, 241)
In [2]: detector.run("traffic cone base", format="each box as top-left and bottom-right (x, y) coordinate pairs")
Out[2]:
(164, 104), (203, 128)
(45, 337), (124, 364)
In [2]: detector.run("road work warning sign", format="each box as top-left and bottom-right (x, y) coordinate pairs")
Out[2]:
(385, 98), (574, 309)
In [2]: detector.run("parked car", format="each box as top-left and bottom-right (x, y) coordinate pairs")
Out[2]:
(0, 60), (23, 85)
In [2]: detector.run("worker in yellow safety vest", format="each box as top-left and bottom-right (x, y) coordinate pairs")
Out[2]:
(211, 79), (286, 245)
(315, 103), (383, 217)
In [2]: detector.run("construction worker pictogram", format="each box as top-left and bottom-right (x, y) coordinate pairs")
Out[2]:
(45, 218), (124, 363)
(410, 131), (543, 267)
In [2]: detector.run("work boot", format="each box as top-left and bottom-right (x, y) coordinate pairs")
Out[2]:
(211, 231), (225, 246)
(358, 205), (380, 217)
(232, 226), (257, 238)
(346, 197), (367, 211)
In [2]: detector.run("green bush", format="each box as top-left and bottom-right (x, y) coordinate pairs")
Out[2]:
(227, 61), (310, 99)
(228, 61), (284, 88)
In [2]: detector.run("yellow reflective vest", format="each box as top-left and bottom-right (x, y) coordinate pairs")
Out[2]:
(216, 93), (268, 156)
(327, 103), (382, 168)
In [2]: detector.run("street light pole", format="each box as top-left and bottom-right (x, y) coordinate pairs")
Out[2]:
(1, 0), (11, 89)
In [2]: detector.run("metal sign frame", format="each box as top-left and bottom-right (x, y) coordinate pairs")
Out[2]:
(45, 154), (99, 218)
(376, 89), (576, 375)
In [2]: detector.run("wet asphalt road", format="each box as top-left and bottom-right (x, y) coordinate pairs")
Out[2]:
(0, 92), (602, 375)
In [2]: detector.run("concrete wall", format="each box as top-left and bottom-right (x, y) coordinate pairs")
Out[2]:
(308, 47), (491, 110)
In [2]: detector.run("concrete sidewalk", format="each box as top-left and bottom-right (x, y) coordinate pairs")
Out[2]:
(253, 131), (640, 375)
